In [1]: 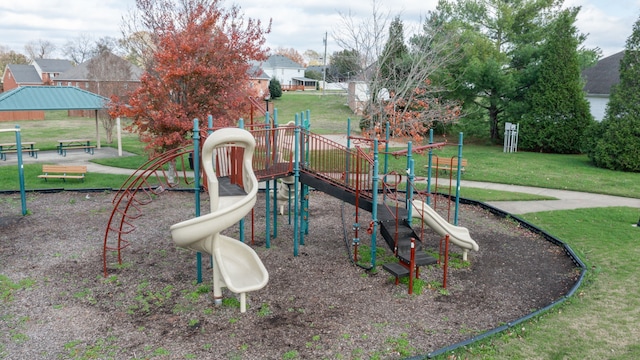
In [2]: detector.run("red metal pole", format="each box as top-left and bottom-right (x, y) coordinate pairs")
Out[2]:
(443, 234), (450, 289)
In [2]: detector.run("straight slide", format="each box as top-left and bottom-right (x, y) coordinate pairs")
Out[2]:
(411, 199), (479, 261)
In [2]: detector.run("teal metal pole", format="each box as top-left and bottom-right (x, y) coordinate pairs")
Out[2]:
(238, 119), (246, 243)
(293, 113), (300, 256)
(454, 132), (463, 225)
(301, 111), (310, 237)
(14, 126), (27, 215)
(192, 119), (202, 283)
(405, 141), (412, 207)
(265, 112), (271, 247)
(407, 158), (414, 220)
(370, 139), (379, 269)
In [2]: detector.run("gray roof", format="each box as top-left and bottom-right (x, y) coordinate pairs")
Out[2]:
(263, 54), (303, 69)
(5, 64), (42, 84)
(248, 65), (270, 80)
(55, 52), (143, 81)
(0, 86), (109, 111)
(32, 59), (73, 73)
(582, 51), (623, 95)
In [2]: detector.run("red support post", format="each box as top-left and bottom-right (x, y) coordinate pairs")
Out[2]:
(443, 234), (450, 289)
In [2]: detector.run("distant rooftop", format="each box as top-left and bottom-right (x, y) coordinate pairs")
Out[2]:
(582, 51), (623, 95)
(0, 86), (109, 111)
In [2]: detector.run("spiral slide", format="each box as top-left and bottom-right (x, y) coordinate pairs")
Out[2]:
(411, 199), (479, 261)
(170, 128), (268, 313)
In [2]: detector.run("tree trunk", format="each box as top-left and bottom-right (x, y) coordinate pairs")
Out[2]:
(489, 105), (501, 143)
(167, 158), (178, 186)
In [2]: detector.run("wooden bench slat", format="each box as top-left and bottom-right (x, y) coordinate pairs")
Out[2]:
(424, 157), (468, 172)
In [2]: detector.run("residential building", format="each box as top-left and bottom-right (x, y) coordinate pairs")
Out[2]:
(55, 51), (143, 117)
(582, 51), (623, 121)
(260, 54), (317, 91)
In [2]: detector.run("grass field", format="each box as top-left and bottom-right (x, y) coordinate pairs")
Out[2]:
(1, 94), (640, 359)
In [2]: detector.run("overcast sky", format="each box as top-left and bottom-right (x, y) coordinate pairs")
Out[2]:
(1, 0), (638, 60)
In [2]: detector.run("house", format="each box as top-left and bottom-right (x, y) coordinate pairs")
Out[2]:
(2, 59), (73, 92)
(248, 65), (271, 97)
(260, 54), (317, 91)
(54, 51), (143, 117)
(582, 51), (623, 121)
(32, 59), (73, 84)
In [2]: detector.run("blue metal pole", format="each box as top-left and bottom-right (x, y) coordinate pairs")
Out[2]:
(370, 139), (379, 269)
(192, 119), (202, 283)
(454, 132), (463, 225)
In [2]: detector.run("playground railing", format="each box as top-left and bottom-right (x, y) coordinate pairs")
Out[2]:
(301, 131), (374, 198)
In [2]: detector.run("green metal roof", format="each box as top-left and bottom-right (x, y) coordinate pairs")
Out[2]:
(0, 86), (109, 111)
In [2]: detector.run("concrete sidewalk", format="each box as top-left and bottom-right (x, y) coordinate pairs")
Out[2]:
(3, 147), (639, 215)
(461, 180), (640, 214)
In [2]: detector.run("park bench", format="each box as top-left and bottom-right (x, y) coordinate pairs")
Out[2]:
(425, 157), (468, 173)
(37, 165), (87, 182)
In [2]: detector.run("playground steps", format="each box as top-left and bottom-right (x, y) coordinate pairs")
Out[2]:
(378, 205), (437, 281)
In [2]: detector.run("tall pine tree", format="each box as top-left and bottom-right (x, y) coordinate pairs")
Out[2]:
(519, 8), (594, 153)
(586, 16), (640, 172)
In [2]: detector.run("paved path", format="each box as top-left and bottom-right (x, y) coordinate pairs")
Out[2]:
(461, 180), (640, 214)
(4, 147), (639, 215)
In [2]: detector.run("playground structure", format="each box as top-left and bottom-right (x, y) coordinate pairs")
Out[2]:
(102, 110), (476, 296)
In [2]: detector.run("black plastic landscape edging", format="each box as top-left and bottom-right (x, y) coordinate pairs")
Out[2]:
(409, 197), (588, 360)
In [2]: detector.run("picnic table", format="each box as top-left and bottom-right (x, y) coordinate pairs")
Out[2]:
(0, 141), (38, 161)
(57, 139), (95, 157)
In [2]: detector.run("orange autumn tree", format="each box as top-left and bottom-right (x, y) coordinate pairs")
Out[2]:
(113, 0), (271, 154)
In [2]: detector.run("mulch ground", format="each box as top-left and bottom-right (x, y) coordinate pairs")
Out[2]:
(0, 190), (579, 359)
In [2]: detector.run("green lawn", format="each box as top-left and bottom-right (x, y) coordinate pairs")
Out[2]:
(1, 103), (640, 359)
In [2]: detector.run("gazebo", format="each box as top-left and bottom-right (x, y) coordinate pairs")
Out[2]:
(0, 86), (110, 148)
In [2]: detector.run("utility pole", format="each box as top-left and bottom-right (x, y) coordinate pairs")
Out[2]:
(322, 31), (327, 96)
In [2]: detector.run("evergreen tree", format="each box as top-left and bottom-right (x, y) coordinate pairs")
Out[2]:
(269, 78), (282, 99)
(586, 16), (640, 172)
(379, 17), (410, 90)
(519, 8), (594, 153)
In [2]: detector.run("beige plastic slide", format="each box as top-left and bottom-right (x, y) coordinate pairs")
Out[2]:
(170, 128), (268, 313)
(411, 199), (479, 261)
(275, 175), (295, 214)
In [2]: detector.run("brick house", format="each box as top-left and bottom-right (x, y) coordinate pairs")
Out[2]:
(54, 51), (143, 117)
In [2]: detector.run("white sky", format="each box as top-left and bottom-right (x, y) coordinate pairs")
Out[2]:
(0, 0), (637, 60)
